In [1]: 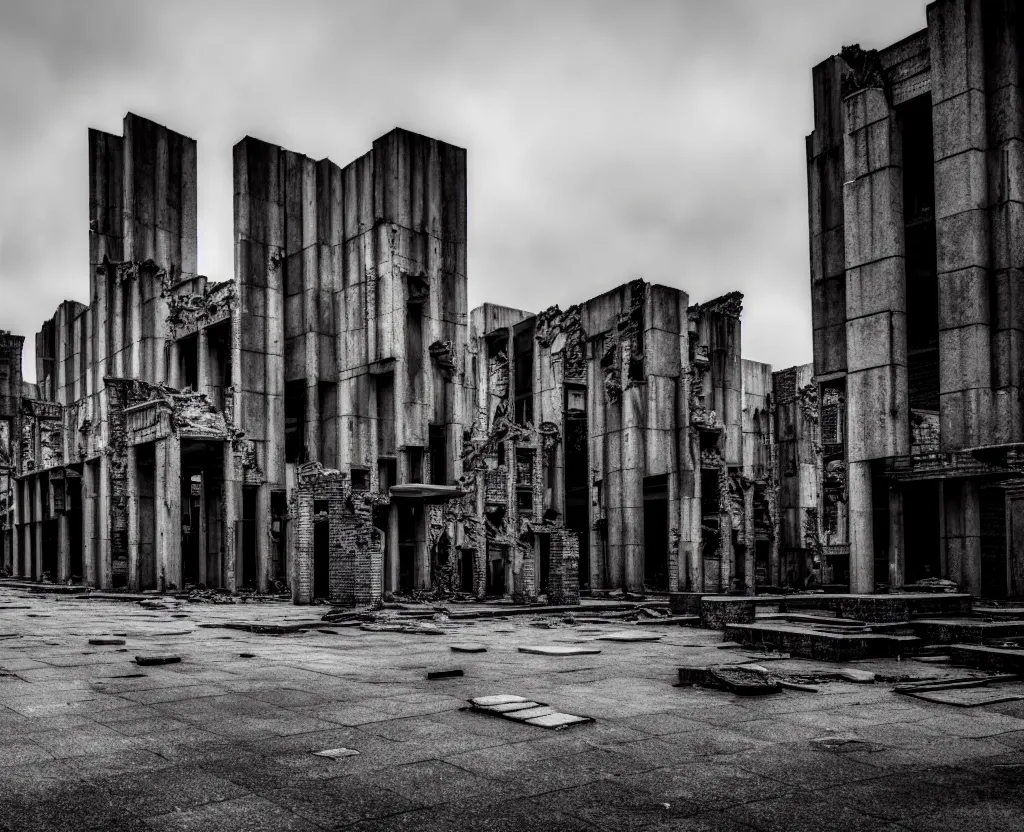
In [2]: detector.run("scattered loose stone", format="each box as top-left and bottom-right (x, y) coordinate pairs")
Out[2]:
(470, 694), (528, 707)
(596, 632), (662, 643)
(518, 645), (602, 656)
(427, 669), (464, 679)
(134, 655), (181, 666)
(525, 712), (591, 728)
(239, 653), (255, 659)
(450, 644), (487, 653)
(503, 706), (555, 721)
(88, 638), (125, 646)
(313, 747), (360, 759)
(835, 669), (877, 683)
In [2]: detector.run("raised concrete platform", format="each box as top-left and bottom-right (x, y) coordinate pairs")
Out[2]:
(782, 592), (973, 622)
(949, 644), (1024, 673)
(723, 621), (923, 662)
(909, 619), (1024, 645)
(700, 596), (756, 629)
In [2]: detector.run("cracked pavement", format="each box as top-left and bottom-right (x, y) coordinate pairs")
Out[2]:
(1, 588), (1023, 831)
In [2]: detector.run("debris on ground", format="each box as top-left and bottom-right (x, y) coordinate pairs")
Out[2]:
(468, 695), (593, 729)
(88, 638), (125, 646)
(518, 645), (602, 656)
(596, 631), (663, 642)
(677, 665), (782, 696)
(427, 669), (464, 680)
(134, 655), (181, 666)
(313, 747), (360, 758)
(450, 644), (487, 653)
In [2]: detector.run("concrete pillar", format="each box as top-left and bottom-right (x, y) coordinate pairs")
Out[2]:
(197, 327), (210, 397)
(222, 448), (239, 592)
(929, 0), (993, 450)
(687, 435), (703, 592)
(847, 460), (875, 594)
(944, 479), (982, 596)
(112, 279), (125, 378)
(126, 445), (139, 591)
(155, 434), (181, 591)
(82, 463), (96, 587)
(256, 483), (271, 593)
(414, 504), (430, 590)
(719, 466), (734, 593)
(197, 472), (207, 587)
(743, 483), (755, 596)
(10, 476), (20, 578)
(129, 277), (142, 379)
(167, 341), (181, 390)
(386, 502), (400, 594)
(32, 476), (43, 580)
(622, 387), (645, 594)
(57, 511), (71, 584)
(888, 482), (905, 590)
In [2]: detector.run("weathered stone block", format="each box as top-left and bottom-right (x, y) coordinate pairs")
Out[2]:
(699, 596), (755, 629)
(845, 258), (905, 321)
(846, 310), (907, 373)
(938, 267), (990, 329)
(934, 150), (988, 219)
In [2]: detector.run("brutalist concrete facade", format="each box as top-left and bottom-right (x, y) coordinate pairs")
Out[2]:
(808, 0), (1024, 598)
(462, 288), (780, 600)
(2, 112), (803, 605)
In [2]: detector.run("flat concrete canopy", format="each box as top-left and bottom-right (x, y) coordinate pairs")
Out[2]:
(389, 484), (467, 503)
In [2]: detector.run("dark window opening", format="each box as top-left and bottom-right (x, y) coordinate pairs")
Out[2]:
(644, 475), (669, 591)
(378, 458), (397, 492)
(285, 380), (306, 463)
(241, 486), (258, 590)
(981, 487), (1008, 599)
(313, 499), (329, 518)
(514, 324), (534, 425)
(406, 302), (424, 398)
(376, 374), (396, 456)
(429, 425), (447, 485)
(313, 518), (330, 599)
(409, 447), (424, 483)
(350, 469), (368, 491)
(207, 321), (232, 411)
(179, 335), (198, 392)
(538, 535), (551, 595)
(397, 502), (417, 592)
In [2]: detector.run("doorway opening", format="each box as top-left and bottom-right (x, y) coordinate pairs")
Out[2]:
(644, 474), (669, 591)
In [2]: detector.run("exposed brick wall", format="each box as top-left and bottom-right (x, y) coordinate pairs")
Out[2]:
(546, 527), (580, 605)
(291, 466), (383, 608)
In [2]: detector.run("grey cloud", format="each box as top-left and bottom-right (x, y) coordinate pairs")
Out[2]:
(0, 0), (927, 381)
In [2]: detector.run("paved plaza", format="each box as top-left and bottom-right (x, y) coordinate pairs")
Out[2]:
(1, 589), (1023, 831)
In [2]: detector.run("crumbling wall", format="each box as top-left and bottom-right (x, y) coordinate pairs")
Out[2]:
(291, 463), (383, 607)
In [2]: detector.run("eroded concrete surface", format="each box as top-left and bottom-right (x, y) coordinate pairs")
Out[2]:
(2, 589), (1023, 832)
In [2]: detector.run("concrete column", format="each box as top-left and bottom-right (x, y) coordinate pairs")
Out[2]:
(155, 434), (181, 591)
(256, 483), (271, 593)
(129, 277), (142, 378)
(386, 502), (400, 594)
(57, 511), (71, 584)
(167, 341), (181, 390)
(197, 327), (210, 397)
(719, 467), (734, 593)
(222, 448), (239, 592)
(32, 476), (43, 580)
(888, 482), (905, 590)
(687, 436), (703, 592)
(414, 504), (430, 590)
(10, 476), (20, 578)
(847, 460), (875, 594)
(82, 463), (96, 587)
(112, 278), (125, 378)
(743, 483), (755, 596)
(126, 445), (139, 591)
(622, 387), (645, 594)
(197, 472), (207, 587)
(929, 0), (993, 450)
(944, 479), (982, 596)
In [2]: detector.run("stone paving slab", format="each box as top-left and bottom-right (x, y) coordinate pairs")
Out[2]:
(2, 588), (1023, 831)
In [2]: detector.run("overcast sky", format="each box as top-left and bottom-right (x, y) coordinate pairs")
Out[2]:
(0, 0), (927, 383)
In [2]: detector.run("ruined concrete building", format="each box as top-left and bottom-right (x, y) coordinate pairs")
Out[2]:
(808, 0), (1024, 599)
(0, 112), (799, 605)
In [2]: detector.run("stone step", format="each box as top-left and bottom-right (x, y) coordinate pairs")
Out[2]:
(723, 621), (923, 662)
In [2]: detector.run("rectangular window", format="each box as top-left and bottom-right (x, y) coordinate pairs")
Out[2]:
(429, 425), (447, 485)
(376, 373), (396, 456)
(513, 324), (534, 425)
